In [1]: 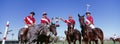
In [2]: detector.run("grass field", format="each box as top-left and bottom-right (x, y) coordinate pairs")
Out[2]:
(49, 40), (120, 44)
(0, 40), (119, 44)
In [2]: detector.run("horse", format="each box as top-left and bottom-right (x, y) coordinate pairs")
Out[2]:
(18, 28), (28, 44)
(64, 23), (81, 44)
(78, 14), (104, 44)
(37, 22), (59, 44)
(110, 37), (120, 44)
(18, 24), (45, 44)
(18, 17), (60, 44)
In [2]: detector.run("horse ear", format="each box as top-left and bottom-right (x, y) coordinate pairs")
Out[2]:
(78, 13), (80, 17)
(83, 14), (85, 17)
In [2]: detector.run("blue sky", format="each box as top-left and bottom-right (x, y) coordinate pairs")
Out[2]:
(0, 0), (120, 40)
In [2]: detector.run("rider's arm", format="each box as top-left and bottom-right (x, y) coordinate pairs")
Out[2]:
(32, 18), (36, 25)
(60, 18), (65, 22)
(89, 16), (94, 24)
(24, 17), (27, 25)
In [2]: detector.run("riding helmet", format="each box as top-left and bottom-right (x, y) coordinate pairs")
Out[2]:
(30, 11), (35, 15)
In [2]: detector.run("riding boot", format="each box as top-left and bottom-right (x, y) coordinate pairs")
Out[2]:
(22, 28), (29, 40)
(23, 28), (29, 35)
(67, 28), (70, 34)
(71, 28), (74, 35)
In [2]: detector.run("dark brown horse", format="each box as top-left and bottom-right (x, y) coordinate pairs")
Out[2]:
(65, 23), (81, 44)
(110, 37), (120, 44)
(78, 14), (104, 44)
(37, 23), (59, 44)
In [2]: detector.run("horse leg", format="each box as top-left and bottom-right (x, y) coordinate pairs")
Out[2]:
(28, 39), (33, 44)
(100, 39), (104, 44)
(93, 41), (94, 44)
(89, 41), (91, 44)
(45, 38), (49, 44)
(73, 40), (76, 44)
(18, 41), (21, 44)
(37, 41), (39, 44)
(83, 40), (88, 44)
(40, 42), (43, 44)
(67, 35), (71, 44)
(85, 41), (88, 44)
(95, 40), (98, 44)
(23, 42), (25, 44)
(98, 35), (104, 44)
(79, 39), (81, 44)
(113, 40), (116, 44)
(45, 41), (48, 44)
(67, 40), (71, 44)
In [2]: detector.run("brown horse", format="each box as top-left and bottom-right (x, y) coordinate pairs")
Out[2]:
(37, 23), (59, 44)
(65, 23), (81, 44)
(78, 14), (104, 44)
(110, 37), (120, 44)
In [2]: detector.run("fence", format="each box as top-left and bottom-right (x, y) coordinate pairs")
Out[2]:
(0, 40), (18, 44)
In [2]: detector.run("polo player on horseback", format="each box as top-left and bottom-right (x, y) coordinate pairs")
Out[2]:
(85, 11), (99, 40)
(40, 12), (51, 36)
(85, 12), (95, 29)
(22, 12), (36, 35)
(113, 34), (117, 40)
(60, 15), (75, 34)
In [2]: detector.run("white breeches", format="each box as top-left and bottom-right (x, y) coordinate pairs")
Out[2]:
(24, 25), (28, 28)
(89, 24), (95, 29)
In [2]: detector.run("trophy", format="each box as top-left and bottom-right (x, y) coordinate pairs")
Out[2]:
(86, 4), (90, 12)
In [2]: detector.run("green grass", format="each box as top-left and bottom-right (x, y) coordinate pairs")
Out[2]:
(49, 40), (120, 44)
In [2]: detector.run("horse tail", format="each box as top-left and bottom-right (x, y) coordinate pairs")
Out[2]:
(74, 29), (81, 44)
(18, 28), (24, 44)
(95, 28), (104, 44)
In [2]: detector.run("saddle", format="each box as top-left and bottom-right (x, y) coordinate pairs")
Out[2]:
(86, 26), (99, 40)
(22, 28), (29, 36)
(87, 28), (96, 35)
(22, 25), (34, 36)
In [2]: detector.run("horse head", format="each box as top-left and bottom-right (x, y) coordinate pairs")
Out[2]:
(78, 13), (88, 38)
(49, 22), (59, 36)
(78, 13), (85, 26)
(78, 13), (87, 31)
(110, 37), (114, 40)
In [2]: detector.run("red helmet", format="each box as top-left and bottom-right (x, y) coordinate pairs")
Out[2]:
(69, 15), (72, 18)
